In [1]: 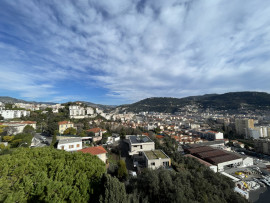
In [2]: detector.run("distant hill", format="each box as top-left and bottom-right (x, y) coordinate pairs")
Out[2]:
(0, 96), (30, 104)
(119, 92), (270, 113)
(0, 96), (56, 105)
(77, 101), (116, 110)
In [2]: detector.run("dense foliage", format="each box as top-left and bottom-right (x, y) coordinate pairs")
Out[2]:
(0, 147), (106, 202)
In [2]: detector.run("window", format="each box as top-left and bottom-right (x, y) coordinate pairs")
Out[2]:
(151, 162), (155, 166)
(140, 145), (143, 149)
(69, 145), (74, 149)
(76, 144), (80, 148)
(163, 162), (169, 166)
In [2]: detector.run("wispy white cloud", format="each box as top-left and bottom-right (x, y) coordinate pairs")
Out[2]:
(0, 0), (270, 104)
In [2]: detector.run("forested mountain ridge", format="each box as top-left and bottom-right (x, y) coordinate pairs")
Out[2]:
(119, 91), (270, 113)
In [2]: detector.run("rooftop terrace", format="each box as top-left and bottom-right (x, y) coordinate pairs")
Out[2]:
(129, 135), (153, 144)
(144, 150), (169, 159)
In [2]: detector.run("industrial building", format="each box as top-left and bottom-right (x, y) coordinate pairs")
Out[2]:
(185, 146), (252, 172)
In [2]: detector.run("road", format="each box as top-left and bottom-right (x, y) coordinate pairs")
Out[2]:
(32, 133), (52, 147)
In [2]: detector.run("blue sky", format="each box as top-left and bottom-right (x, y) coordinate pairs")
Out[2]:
(0, 0), (270, 105)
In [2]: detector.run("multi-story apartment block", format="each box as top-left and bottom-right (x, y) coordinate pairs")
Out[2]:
(69, 105), (95, 119)
(235, 119), (254, 138)
(254, 139), (270, 155)
(0, 110), (30, 120)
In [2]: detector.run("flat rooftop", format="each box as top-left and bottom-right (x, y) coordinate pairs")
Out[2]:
(144, 150), (169, 159)
(186, 140), (225, 148)
(58, 138), (81, 144)
(206, 154), (241, 164)
(185, 146), (215, 154)
(186, 145), (242, 165)
(129, 135), (153, 144)
(195, 149), (227, 159)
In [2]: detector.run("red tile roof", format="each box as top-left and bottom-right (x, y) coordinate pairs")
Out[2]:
(156, 135), (164, 139)
(58, 121), (73, 125)
(0, 121), (36, 125)
(86, 128), (106, 133)
(23, 121), (36, 124)
(79, 146), (107, 155)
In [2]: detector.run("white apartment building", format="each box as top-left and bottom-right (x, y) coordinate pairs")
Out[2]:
(14, 103), (40, 111)
(0, 110), (30, 120)
(57, 138), (82, 152)
(69, 105), (95, 119)
(247, 126), (269, 139)
(0, 102), (4, 111)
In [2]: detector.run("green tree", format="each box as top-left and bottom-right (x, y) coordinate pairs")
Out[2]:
(0, 147), (106, 202)
(0, 125), (6, 134)
(63, 127), (77, 135)
(10, 133), (33, 148)
(50, 130), (58, 147)
(0, 143), (9, 150)
(117, 160), (128, 181)
(2, 135), (14, 142)
(99, 174), (127, 203)
(23, 125), (35, 135)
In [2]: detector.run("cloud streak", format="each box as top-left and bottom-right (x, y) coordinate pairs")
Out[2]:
(0, 0), (270, 104)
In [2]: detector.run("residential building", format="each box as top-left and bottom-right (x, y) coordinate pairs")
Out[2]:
(247, 126), (269, 139)
(86, 127), (106, 136)
(126, 135), (155, 156)
(0, 110), (30, 119)
(254, 139), (270, 155)
(142, 150), (171, 169)
(57, 138), (82, 152)
(0, 121), (36, 135)
(79, 146), (107, 163)
(58, 121), (75, 134)
(0, 102), (4, 111)
(235, 119), (254, 138)
(199, 130), (224, 140)
(69, 105), (95, 119)
(248, 128), (260, 139)
(106, 133), (120, 144)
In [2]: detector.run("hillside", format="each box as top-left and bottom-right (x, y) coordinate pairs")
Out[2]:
(0, 96), (29, 104)
(119, 91), (270, 113)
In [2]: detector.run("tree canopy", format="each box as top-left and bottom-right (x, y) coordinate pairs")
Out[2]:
(63, 127), (77, 135)
(0, 147), (106, 202)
